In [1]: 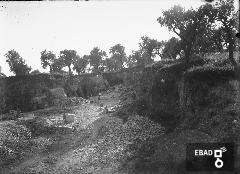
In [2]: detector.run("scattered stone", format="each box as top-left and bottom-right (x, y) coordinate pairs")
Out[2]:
(64, 113), (75, 124)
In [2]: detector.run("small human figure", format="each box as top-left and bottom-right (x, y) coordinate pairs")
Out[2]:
(16, 107), (21, 119)
(98, 92), (102, 100)
(105, 105), (108, 113)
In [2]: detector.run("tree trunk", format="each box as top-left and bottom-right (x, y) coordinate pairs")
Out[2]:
(68, 65), (72, 75)
(49, 65), (52, 74)
(184, 44), (192, 64)
(228, 32), (237, 66)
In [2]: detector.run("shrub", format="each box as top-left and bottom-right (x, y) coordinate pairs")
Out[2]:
(77, 75), (109, 98)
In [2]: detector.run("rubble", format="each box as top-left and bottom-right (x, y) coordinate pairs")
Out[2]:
(63, 113), (75, 124)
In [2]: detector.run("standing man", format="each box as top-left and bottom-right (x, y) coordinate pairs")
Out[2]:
(98, 92), (102, 100)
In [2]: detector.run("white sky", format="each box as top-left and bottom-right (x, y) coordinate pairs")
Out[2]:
(0, 0), (206, 76)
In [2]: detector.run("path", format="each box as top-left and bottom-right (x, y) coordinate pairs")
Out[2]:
(1, 85), (164, 174)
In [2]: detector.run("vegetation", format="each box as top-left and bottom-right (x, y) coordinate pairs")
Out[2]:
(157, 0), (238, 65)
(30, 69), (41, 75)
(51, 58), (65, 74)
(108, 44), (127, 71)
(5, 50), (31, 76)
(73, 55), (88, 74)
(59, 49), (79, 75)
(40, 50), (56, 73)
(88, 47), (107, 74)
(3, 0), (238, 77)
(159, 37), (182, 60)
(213, 0), (237, 65)
(1, 1), (239, 172)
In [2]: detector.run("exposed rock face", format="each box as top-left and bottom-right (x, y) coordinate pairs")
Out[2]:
(48, 88), (67, 106)
(133, 61), (239, 136)
(229, 80), (240, 112)
(0, 74), (110, 113)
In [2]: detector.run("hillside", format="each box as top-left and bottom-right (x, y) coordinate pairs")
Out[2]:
(0, 57), (240, 173)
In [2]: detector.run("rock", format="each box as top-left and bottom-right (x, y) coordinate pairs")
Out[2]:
(0, 120), (31, 164)
(18, 113), (35, 121)
(64, 113), (75, 124)
(19, 116), (54, 136)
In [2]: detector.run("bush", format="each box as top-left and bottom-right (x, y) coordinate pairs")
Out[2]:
(2, 74), (54, 113)
(102, 72), (123, 86)
(77, 75), (109, 98)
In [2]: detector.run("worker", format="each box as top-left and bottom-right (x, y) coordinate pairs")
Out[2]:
(98, 92), (102, 100)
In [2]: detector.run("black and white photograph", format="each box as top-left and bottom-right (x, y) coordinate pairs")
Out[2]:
(0, 0), (239, 173)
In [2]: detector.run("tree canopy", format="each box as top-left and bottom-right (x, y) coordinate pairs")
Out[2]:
(157, 4), (216, 63)
(160, 37), (182, 60)
(109, 44), (127, 71)
(5, 50), (32, 76)
(30, 69), (41, 75)
(89, 47), (107, 74)
(73, 55), (89, 74)
(40, 50), (56, 73)
(51, 58), (65, 74)
(212, 0), (237, 65)
(60, 49), (78, 75)
(139, 36), (159, 64)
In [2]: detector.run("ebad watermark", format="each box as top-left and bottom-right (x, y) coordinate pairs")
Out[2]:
(186, 143), (234, 171)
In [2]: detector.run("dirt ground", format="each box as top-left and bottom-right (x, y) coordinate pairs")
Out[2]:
(0, 85), (164, 174)
(2, 84), (238, 174)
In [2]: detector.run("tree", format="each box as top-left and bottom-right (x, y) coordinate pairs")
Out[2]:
(5, 50), (31, 76)
(89, 47), (107, 74)
(73, 55), (89, 74)
(40, 50), (56, 73)
(160, 37), (182, 59)
(213, 0), (237, 65)
(51, 58), (64, 74)
(139, 36), (159, 64)
(59, 49), (78, 75)
(158, 4), (216, 63)
(194, 27), (225, 56)
(109, 44), (127, 70)
(30, 69), (41, 75)
(126, 50), (143, 67)
(103, 58), (115, 72)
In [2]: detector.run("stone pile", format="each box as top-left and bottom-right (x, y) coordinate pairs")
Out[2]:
(107, 104), (122, 113)
(53, 115), (165, 173)
(63, 97), (91, 108)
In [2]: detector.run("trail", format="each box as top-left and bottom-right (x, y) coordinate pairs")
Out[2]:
(1, 85), (164, 174)
(1, 86), (121, 174)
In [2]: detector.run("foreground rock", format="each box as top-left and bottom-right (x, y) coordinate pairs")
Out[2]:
(52, 115), (165, 174)
(0, 121), (31, 166)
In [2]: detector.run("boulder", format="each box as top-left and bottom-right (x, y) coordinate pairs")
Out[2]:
(64, 113), (75, 124)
